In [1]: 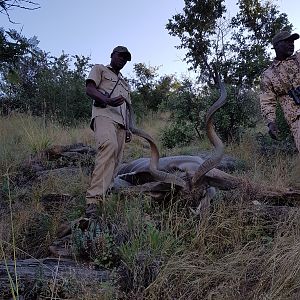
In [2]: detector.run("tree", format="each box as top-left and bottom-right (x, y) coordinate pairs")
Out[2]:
(163, 0), (294, 144)
(160, 78), (204, 148)
(0, 28), (38, 65)
(0, 0), (40, 71)
(0, 29), (40, 114)
(166, 0), (292, 86)
(1, 44), (92, 125)
(130, 63), (180, 120)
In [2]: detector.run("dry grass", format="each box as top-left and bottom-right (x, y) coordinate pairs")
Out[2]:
(0, 113), (94, 173)
(123, 111), (169, 161)
(146, 202), (300, 300)
(227, 132), (299, 190)
(1, 113), (300, 299)
(0, 114), (92, 258)
(140, 111), (170, 142)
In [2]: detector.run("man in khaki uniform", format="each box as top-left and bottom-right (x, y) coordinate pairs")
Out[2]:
(85, 46), (132, 217)
(260, 31), (300, 152)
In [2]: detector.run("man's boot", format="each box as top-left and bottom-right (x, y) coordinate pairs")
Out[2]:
(85, 203), (98, 218)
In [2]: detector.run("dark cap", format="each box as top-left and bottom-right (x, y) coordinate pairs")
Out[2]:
(272, 31), (299, 46)
(112, 46), (131, 61)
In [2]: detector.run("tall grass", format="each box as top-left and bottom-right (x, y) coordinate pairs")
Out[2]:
(0, 113), (92, 256)
(0, 113), (94, 174)
(0, 112), (299, 299)
(0, 170), (19, 300)
(146, 201), (300, 300)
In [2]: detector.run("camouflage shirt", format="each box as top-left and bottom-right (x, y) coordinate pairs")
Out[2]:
(259, 51), (300, 125)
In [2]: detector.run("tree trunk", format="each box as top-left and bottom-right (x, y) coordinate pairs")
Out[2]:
(0, 258), (110, 298)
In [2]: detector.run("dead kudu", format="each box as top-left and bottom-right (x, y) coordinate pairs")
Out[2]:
(118, 73), (300, 210)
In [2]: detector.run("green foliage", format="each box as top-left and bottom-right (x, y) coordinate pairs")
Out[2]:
(22, 118), (52, 153)
(161, 78), (206, 127)
(29, 276), (79, 300)
(0, 28), (38, 65)
(130, 63), (180, 120)
(0, 0), (295, 152)
(161, 0), (295, 149)
(167, 0), (293, 86)
(214, 86), (261, 142)
(18, 213), (53, 258)
(166, 0), (226, 76)
(160, 78), (205, 148)
(1, 48), (92, 125)
(119, 222), (178, 267)
(161, 79), (261, 147)
(227, 0), (292, 86)
(118, 214), (182, 294)
(72, 219), (119, 268)
(0, 25), (92, 126)
(161, 121), (196, 149)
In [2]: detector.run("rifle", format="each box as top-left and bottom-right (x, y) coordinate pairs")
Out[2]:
(288, 86), (300, 105)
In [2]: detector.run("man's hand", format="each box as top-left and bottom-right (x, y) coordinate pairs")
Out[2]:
(86, 81), (126, 107)
(125, 130), (132, 143)
(106, 95), (126, 107)
(86, 81), (110, 108)
(268, 121), (279, 140)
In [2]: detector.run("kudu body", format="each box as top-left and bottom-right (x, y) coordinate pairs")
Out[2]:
(116, 70), (300, 203)
(115, 70), (232, 205)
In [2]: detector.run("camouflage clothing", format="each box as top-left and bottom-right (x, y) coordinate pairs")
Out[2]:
(260, 51), (300, 151)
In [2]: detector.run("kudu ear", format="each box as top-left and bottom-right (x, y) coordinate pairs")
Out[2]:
(192, 66), (227, 187)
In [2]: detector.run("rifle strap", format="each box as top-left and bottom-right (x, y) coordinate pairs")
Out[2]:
(108, 77), (120, 98)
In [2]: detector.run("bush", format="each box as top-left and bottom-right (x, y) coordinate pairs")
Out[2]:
(160, 81), (261, 147)
(161, 121), (196, 149)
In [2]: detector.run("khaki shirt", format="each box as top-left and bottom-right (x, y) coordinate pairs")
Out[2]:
(86, 64), (131, 127)
(259, 51), (300, 125)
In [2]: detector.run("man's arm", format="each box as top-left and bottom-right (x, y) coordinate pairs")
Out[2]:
(86, 80), (125, 107)
(259, 75), (279, 139)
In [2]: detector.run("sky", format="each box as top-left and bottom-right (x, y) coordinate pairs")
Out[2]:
(1, 0), (300, 79)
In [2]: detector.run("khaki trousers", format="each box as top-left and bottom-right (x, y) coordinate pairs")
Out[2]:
(290, 117), (300, 153)
(86, 116), (126, 205)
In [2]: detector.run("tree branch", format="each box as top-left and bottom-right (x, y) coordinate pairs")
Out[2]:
(0, 0), (40, 23)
